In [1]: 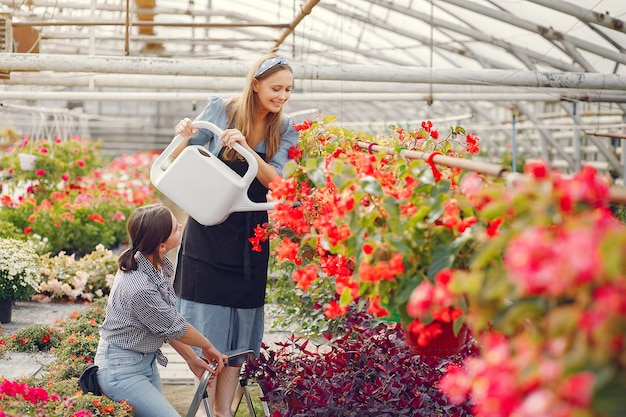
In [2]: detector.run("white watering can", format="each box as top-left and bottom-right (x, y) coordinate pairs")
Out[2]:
(150, 120), (276, 226)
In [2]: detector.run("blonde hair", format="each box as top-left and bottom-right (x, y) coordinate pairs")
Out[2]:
(223, 53), (293, 162)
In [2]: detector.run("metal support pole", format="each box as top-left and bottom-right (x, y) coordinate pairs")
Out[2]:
(573, 101), (581, 172)
(511, 106), (518, 172)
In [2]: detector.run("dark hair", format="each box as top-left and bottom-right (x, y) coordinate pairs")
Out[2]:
(118, 203), (173, 272)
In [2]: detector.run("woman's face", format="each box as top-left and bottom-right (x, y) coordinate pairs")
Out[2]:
(163, 212), (183, 252)
(254, 69), (293, 113)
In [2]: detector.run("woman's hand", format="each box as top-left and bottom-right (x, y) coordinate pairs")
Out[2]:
(201, 345), (228, 375)
(186, 356), (221, 386)
(175, 117), (197, 139)
(220, 128), (250, 151)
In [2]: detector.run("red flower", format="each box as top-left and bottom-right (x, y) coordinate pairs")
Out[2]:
(366, 295), (390, 318)
(465, 132), (480, 154)
(288, 145), (304, 160)
(293, 119), (313, 132)
(275, 237), (300, 262)
(292, 264), (319, 291)
(524, 159), (549, 179)
(88, 213), (105, 223)
(324, 300), (348, 319)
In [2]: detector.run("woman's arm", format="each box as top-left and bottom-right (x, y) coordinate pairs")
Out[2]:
(252, 152), (280, 187)
(170, 324), (227, 378)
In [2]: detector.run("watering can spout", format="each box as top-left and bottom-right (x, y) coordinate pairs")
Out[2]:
(150, 120), (281, 226)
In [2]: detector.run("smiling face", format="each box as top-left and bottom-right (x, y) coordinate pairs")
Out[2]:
(253, 69), (293, 114)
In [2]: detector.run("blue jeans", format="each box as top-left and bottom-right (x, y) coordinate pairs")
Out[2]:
(94, 340), (180, 417)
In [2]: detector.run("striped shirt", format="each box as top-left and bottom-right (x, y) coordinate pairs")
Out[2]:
(99, 251), (188, 365)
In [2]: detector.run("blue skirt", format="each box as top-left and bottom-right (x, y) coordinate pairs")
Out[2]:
(177, 297), (264, 363)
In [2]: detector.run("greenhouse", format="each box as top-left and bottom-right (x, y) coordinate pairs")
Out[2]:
(0, 1), (625, 417)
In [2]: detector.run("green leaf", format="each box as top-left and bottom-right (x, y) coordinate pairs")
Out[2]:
(592, 372), (626, 417)
(360, 176), (383, 196)
(428, 244), (454, 281)
(492, 297), (548, 335)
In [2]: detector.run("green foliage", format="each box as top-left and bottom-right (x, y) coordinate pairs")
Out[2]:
(54, 309), (105, 362)
(44, 357), (87, 382)
(612, 204), (626, 224)
(0, 191), (133, 257)
(267, 261), (347, 338)
(5, 324), (62, 352)
(0, 219), (24, 239)
(0, 139), (157, 257)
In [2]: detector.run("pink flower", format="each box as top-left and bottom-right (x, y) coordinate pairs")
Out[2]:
(438, 364), (472, 404)
(558, 372), (595, 407)
(77, 159), (85, 168)
(112, 211), (126, 221)
(406, 280), (435, 318)
(35, 168), (46, 176)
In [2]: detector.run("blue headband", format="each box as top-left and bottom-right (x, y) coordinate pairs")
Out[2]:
(255, 56), (289, 78)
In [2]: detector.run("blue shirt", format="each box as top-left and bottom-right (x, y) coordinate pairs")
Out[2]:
(188, 96), (299, 176)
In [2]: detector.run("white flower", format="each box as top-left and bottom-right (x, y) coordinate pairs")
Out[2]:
(0, 238), (42, 300)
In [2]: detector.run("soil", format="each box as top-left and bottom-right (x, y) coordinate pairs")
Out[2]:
(163, 384), (195, 416)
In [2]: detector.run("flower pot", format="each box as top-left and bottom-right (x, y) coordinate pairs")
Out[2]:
(18, 153), (37, 171)
(404, 320), (468, 356)
(0, 298), (12, 323)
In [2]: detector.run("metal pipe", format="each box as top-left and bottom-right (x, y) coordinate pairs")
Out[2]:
(583, 131), (626, 140)
(3, 54), (626, 89)
(526, 0), (626, 34)
(0, 90), (618, 103)
(365, 0), (582, 73)
(11, 21), (290, 28)
(125, 0), (131, 55)
(439, 0), (626, 66)
(357, 141), (626, 204)
(273, 0), (320, 51)
(5, 73), (626, 98)
(562, 102), (623, 172)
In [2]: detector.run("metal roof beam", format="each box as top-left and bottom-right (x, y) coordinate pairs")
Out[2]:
(440, 0), (626, 66)
(4, 53), (625, 89)
(560, 101), (623, 172)
(273, 0), (320, 51)
(319, 2), (515, 69)
(527, 0), (626, 34)
(367, 0), (582, 72)
(1, 91), (625, 103)
(5, 72), (626, 98)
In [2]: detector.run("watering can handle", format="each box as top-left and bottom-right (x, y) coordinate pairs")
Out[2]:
(191, 121), (259, 186)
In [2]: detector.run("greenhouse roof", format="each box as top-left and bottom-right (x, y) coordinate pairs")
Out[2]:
(1, 0), (625, 179)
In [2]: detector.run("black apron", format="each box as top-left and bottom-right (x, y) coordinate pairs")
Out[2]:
(173, 148), (270, 308)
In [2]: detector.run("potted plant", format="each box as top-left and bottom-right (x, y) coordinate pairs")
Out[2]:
(256, 117), (491, 355)
(430, 161), (626, 416)
(0, 238), (42, 322)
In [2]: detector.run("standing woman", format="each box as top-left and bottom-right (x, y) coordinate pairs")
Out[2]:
(95, 204), (226, 417)
(173, 53), (298, 417)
